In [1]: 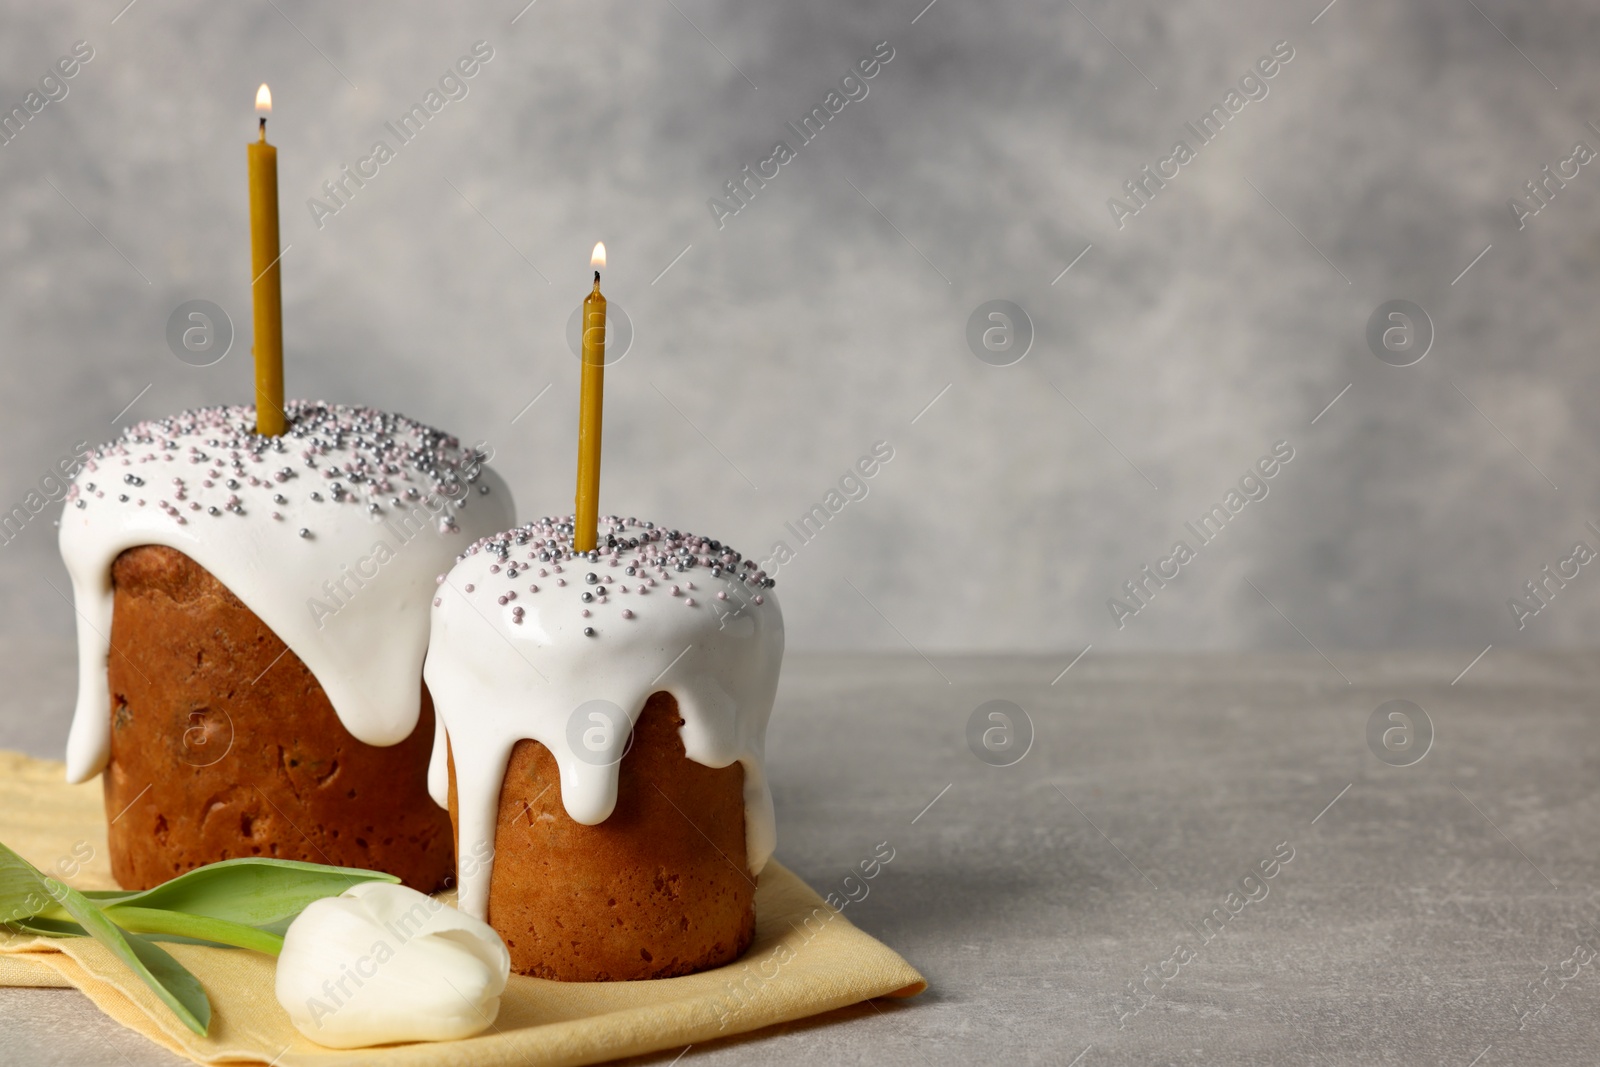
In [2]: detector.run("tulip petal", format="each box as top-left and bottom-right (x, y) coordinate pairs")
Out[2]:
(275, 882), (510, 1048)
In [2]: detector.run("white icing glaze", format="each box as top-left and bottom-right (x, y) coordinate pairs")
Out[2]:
(422, 517), (783, 921)
(59, 402), (514, 784)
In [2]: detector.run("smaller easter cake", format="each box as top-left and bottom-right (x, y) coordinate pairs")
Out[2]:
(425, 515), (783, 981)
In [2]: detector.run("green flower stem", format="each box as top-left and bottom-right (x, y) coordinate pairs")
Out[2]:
(103, 905), (285, 957)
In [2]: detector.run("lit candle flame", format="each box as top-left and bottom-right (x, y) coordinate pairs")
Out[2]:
(591, 242), (606, 270)
(256, 84), (272, 113)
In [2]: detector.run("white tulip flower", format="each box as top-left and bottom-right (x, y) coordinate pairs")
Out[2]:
(275, 881), (510, 1048)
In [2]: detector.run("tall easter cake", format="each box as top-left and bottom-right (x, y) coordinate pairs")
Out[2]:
(60, 402), (513, 891)
(425, 515), (783, 981)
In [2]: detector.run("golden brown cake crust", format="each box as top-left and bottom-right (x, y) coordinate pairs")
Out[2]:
(103, 544), (453, 892)
(448, 691), (756, 981)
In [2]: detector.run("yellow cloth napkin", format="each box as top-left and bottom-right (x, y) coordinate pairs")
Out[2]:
(0, 750), (926, 1065)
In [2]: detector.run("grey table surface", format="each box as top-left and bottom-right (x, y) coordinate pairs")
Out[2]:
(3, 646), (1598, 1065)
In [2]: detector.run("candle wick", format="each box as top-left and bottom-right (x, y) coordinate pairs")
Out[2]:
(593, 270), (600, 284)
(258, 116), (266, 141)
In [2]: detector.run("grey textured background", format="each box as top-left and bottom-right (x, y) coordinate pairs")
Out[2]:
(2, 0), (1600, 681)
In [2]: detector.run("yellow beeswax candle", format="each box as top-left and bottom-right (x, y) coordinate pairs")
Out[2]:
(248, 83), (285, 436)
(574, 242), (607, 552)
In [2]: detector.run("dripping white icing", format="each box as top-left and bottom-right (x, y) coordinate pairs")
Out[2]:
(59, 402), (514, 784)
(423, 516), (783, 922)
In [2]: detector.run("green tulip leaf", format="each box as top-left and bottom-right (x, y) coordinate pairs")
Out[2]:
(0, 840), (210, 1035)
(79, 857), (398, 928)
(122, 931), (212, 1035)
